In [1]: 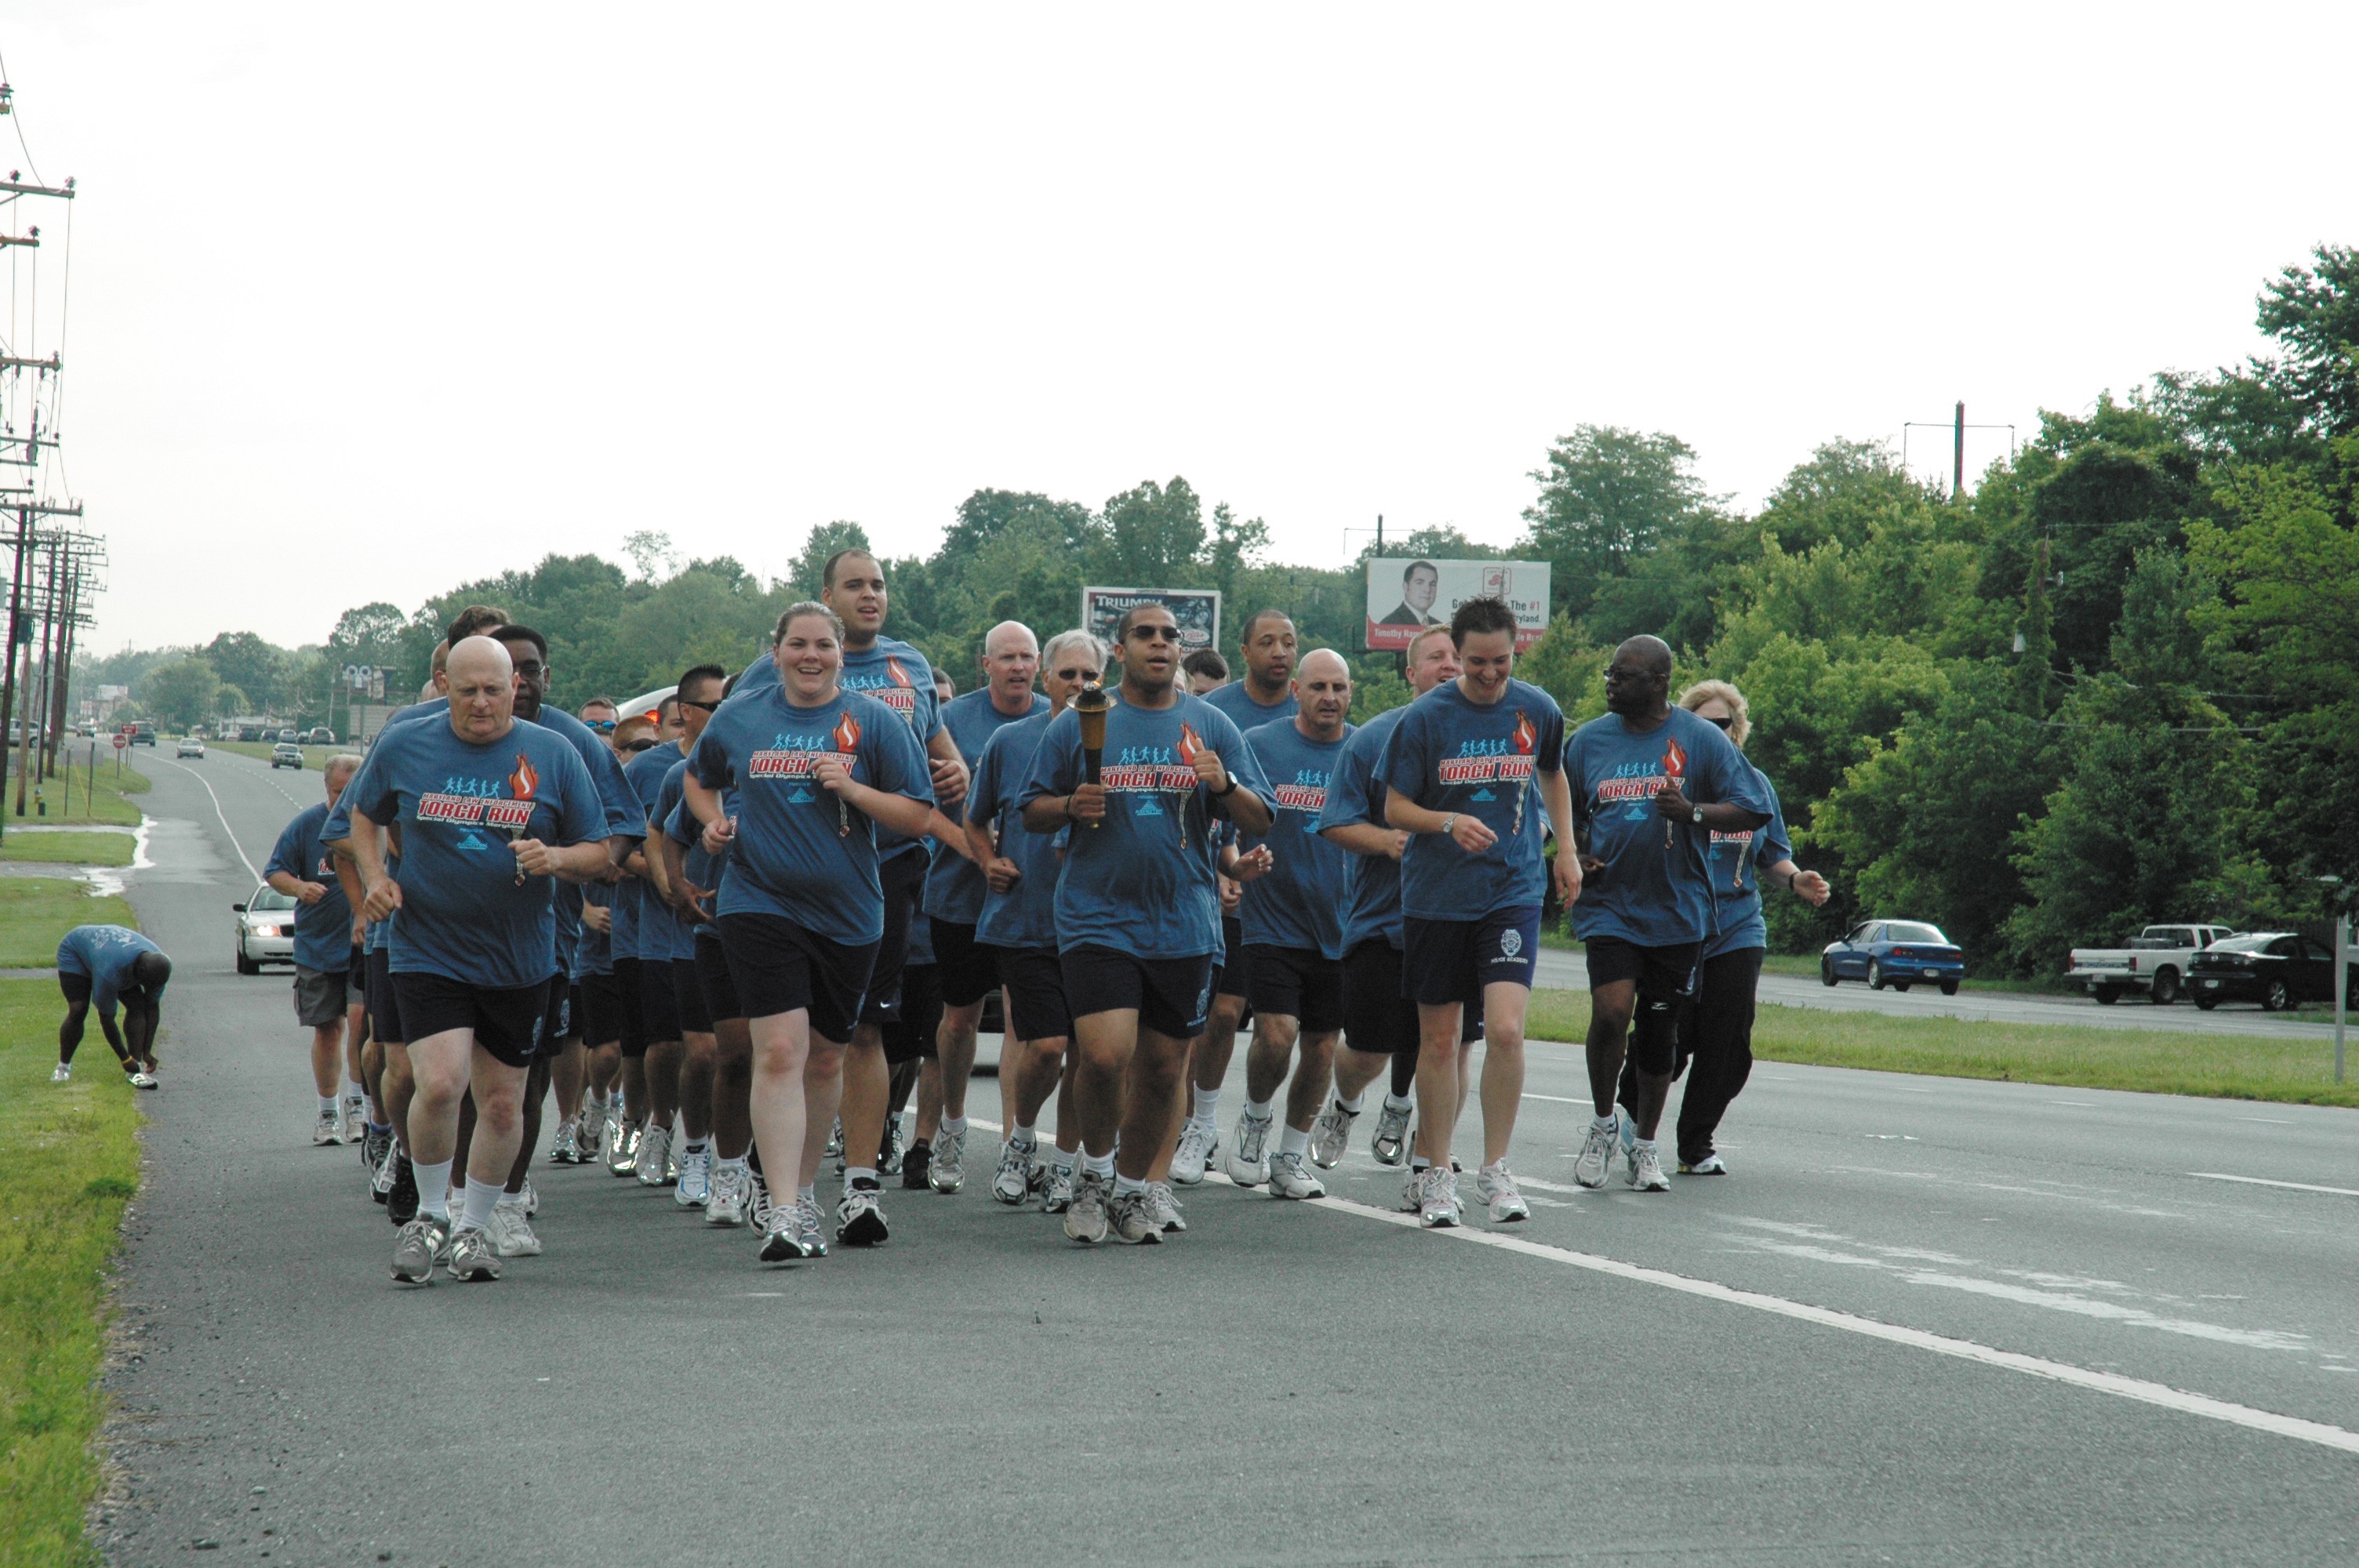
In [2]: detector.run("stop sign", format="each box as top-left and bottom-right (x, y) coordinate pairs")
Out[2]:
(112, 733), (128, 750)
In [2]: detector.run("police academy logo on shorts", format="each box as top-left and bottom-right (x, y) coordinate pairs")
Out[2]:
(1496, 927), (1524, 960)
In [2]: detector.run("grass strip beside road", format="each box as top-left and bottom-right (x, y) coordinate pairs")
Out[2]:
(2, 759), (150, 829)
(204, 740), (343, 769)
(0, 835), (135, 869)
(1525, 989), (2359, 1109)
(0, 880), (140, 971)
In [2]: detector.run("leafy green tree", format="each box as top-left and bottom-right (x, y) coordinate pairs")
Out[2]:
(1093, 478), (1205, 586)
(202, 632), (284, 708)
(140, 659), (222, 731)
(785, 522), (873, 599)
(1520, 426), (1714, 619)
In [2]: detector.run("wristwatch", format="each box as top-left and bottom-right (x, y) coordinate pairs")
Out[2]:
(1212, 774), (1238, 799)
(1688, 803), (1705, 826)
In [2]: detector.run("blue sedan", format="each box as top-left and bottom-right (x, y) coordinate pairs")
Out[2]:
(1822, 920), (1965, 996)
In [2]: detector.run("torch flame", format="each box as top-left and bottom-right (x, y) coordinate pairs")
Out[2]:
(833, 711), (862, 754)
(1512, 712), (1537, 755)
(1663, 739), (1688, 782)
(508, 753), (540, 801)
(1176, 723), (1203, 766)
(885, 657), (914, 688)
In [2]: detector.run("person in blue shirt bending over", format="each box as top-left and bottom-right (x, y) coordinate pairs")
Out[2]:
(54, 924), (172, 1087)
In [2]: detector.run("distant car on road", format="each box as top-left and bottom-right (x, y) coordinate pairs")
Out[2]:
(270, 742), (304, 769)
(2188, 932), (2356, 1012)
(129, 720), (156, 746)
(306, 726), (334, 745)
(1823, 920), (1965, 996)
(176, 737), (205, 759)
(233, 884), (298, 974)
(2067, 924), (2239, 1006)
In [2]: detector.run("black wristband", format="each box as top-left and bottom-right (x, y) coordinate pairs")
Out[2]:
(1212, 775), (1238, 799)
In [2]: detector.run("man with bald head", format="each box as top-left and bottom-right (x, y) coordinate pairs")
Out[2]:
(266, 753), (368, 1146)
(332, 637), (614, 1283)
(913, 619), (1049, 1194)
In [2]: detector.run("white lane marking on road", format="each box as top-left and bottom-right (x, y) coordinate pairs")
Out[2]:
(2237, 1117), (2294, 1126)
(1521, 1092), (1591, 1105)
(158, 757), (263, 883)
(2191, 1172), (2359, 1198)
(2045, 1101), (2097, 1107)
(1315, 1195), (2359, 1456)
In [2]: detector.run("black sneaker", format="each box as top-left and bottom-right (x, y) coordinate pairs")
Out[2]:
(900, 1142), (932, 1191)
(386, 1152), (419, 1225)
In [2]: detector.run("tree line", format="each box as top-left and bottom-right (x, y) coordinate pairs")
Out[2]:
(87, 245), (2358, 975)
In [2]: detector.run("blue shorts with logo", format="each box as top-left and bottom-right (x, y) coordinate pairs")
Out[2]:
(1401, 907), (1540, 1007)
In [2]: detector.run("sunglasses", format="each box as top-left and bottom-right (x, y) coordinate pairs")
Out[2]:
(1702, 714), (1732, 731)
(677, 698), (720, 713)
(1052, 666), (1095, 682)
(623, 738), (660, 753)
(583, 718), (616, 733)
(1126, 626), (1181, 644)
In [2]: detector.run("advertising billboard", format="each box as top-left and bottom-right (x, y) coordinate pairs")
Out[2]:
(1081, 586), (1221, 655)
(1364, 558), (1550, 651)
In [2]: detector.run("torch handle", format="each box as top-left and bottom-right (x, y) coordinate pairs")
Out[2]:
(1081, 750), (1102, 829)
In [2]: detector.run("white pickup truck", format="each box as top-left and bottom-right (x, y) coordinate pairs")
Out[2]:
(2066, 924), (2239, 1005)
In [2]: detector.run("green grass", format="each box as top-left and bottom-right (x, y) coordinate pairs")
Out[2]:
(204, 740), (343, 769)
(0, 880), (140, 971)
(0, 759), (148, 829)
(1536, 928), (2079, 996)
(0, 835), (133, 869)
(1524, 988), (2359, 1109)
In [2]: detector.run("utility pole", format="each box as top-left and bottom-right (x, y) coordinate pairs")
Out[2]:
(1954, 401), (1966, 500)
(0, 501), (82, 830)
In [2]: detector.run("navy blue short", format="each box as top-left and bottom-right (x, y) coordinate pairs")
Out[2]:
(1060, 946), (1216, 1040)
(1583, 935), (1700, 1003)
(577, 969), (623, 1048)
(1343, 938), (1485, 1057)
(612, 956), (649, 1058)
(996, 945), (1072, 1043)
(929, 917), (1001, 1010)
(391, 972), (551, 1068)
(1401, 907), (1541, 1007)
(1245, 945), (1346, 1035)
(542, 971), (572, 1047)
(365, 947), (404, 1047)
(856, 850), (926, 1030)
(720, 912), (878, 1044)
(638, 954), (683, 1045)
(671, 957), (713, 1035)
(881, 962), (943, 1066)
(693, 931), (743, 1025)
(1216, 916), (1252, 1000)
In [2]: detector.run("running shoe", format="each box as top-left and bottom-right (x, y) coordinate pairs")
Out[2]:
(389, 1216), (448, 1283)
(1416, 1167), (1462, 1229)
(520, 1178), (539, 1217)
(836, 1182), (889, 1247)
(636, 1123), (672, 1188)
(598, 1106), (626, 1166)
(990, 1138), (1034, 1205)
(747, 1172), (775, 1234)
(825, 1116), (845, 1174)
(931, 1123), (967, 1195)
(1627, 1142), (1670, 1192)
(1398, 1166), (1423, 1214)
(548, 1120), (580, 1164)
(704, 1164), (748, 1227)
(1063, 1173), (1109, 1244)
(489, 1199), (543, 1258)
(386, 1152), (418, 1225)
(1267, 1150), (1326, 1200)
(443, 1225), (501, 1281)
(342, 1099), (369, 1145)
(1108, 1187), (1162, 1244)
(50, 1062), (70, 1083)
(900, 1142), (932, 1191)
(1680, 1152), (1728, 1175)
(1223, 1112), (1273, 1188)
(609, 1123), (642, 1178)
(365, 1131), (395, 1201)
(674, 1147), (711, 1209)
(1618, 1112), (1638, 1177)
(1147, 1181), (1187, 1234)
(1040, 1162), (1077, 1214)
(361, 1124), (391, 1174)
(1307, 1099), (1358, 1170)
(758, 1204), (809, 1263)
(879, 1113), (905, 1177)
(1370, 1100), (1412, 1166)
(1171, 1120), (1216, 1186)
(312, 1109), (340, 1147)
(1475, 1161), (1529, 1224)
(128, 1071), (158, 1091)
(1573, 1118), (1619, 1189)
(794, 1192), (829, 1258)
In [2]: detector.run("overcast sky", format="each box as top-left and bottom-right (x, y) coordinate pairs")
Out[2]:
(4, 2), (2353, 654)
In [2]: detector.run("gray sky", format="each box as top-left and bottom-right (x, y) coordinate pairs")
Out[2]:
(5, 2), (2354, 653)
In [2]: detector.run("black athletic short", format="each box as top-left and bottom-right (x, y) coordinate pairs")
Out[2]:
(720, 912), (878, 1043)
(881, 962), (943, 1066)
(671, 956), (712, 1034)
(565, 982), (584, 1042)
(542, 972), (572, 1046)
(390, 972), (551, 1068)
(1583, 935), (1701, 1003)
(694, 931), (743, 1025)
(1060, 946), (1216, 1040)
(1401, 907), (1540, 1005)
(1245, 944), (1347, 1034)
(638, 953), (683, 1045)
(855, 851), (926, 1030)
(930, 917), (1001, 1010)
(613, 956), (649, 1058)
(365, 947), (405, 1046)
(578, 969), (623, 1049)
(1216, 916), (1252, 1000)
(997, 945), (1072, 1042)
(1343, 939), (1483, 1058)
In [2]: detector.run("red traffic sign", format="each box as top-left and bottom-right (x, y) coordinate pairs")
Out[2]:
(112, 732), (128, 750)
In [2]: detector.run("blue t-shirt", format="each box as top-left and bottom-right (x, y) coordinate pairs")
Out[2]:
(1238, 720), (1354, 958)
(264, 802), (354, 973)
(341, 716), (611, 988)
(378, 696), (642, 846)
(572, 880), (614, 978)
(665, 792), (725, 943)
(57, 925), (163, 1014)
(1201, 680), (1298, 731)
(1016, 692), (1273, 960)
(690, 685), (935, 945)
(619, 741), (692, 960)
(741, 637), (944, 861)
(637, 757), (700, 963)
(1704, 768), (1793, 960)
(907, 909), (936, 968)
(1379, 679), (1567, 921)
(966, 707), (1065, 952)
(922, 688), (1049, 925)
(364, 843), (401, 956)
(1562, 706), (1773, 948)
(1314, 703), (1412, 953)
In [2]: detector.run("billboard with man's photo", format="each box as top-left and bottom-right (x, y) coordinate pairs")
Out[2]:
(1081, 586), (1222, 656)
(1365, 558), (1550, 651)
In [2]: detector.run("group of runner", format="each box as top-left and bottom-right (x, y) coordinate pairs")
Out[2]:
(220, 546), (1826, 1282)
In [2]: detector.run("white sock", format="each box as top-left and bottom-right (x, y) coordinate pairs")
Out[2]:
(1411, 1156), (1431, 1173)
(1244, 1097), (1274, 1123)
(1083, 1151), (1115, 1181)
(1594, 1113), (1619, 1134)
(462, 1177), (501, 1230)
(1009, 1121), (1037, 1148)
(1335, 1088), (1365, 1113)
(342, 1080), (365, 1105)
(1384, 1093), (1413, 1113)
(317, 1094), (339, 1116)
(1048, 1145), (1076, 1173)
(1279, 1124), (1310, 1158)
(413, 1160), (453, 1219)
(943, 1114), (967, 1136)
(845, 1166), (878, 1189)
(715, 1155), (747, 1173)
(1113, 1173), (1147, 1196)
(682, 1138), (707, 1155)
(1192, 1086), (1220, 1120)
(1635, 1137), (1657, 1151)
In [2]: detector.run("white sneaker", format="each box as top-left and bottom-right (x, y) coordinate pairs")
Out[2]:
(129, 1069), (158, 1091)
(704, 1164), (749, 1227)
(931, 1123), (967, 1195)
(1680, 1152), (1728, 1175)
(50, 1063), (70, 1083)
(1618, 1112), (1638, 1176)
(1107, 1186), (1162, 1244)
(1417, 1167), (1462, 1228)
(794, 1192), (828, 1258)
(1370, 1099), (1412, 1166)
(1627, 1142), (1670, 1192)
(991, 1138), (1034, 1205)
(312, 1109), (340, 1146)
(1476, 1160), (1530, 1223)
(835, 1184), (889, 1247)
(342, 1099), (369, 1145)
(1398, 1166), (1424, 1213)
(636, 1123), (672, 1188)
(757, 1204), (809, 1263)
(1267, 1150), (1326, 1200)
(1172, 1119), (1217, 1186)
(1063, 1173), (1110, 1244)
(1147, 1181), (1187, 1233)
(1040, 1162), (1077, 1214)
(489, 1199), (543, 1257)
(1573, 1119), (1619, 1189)
(1307, 1099), (1357, 1170)
(674, 1148), (711, 1208)
(1223, 1112), (1273, 1188)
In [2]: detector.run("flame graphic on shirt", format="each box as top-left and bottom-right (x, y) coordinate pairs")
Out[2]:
(833, 711), (862, 755)
(1512, 711), (1537, 755)
(1663, 737), (1687, 784)
(508, 754), (540, 801)
(1176, 723), (1204, 768)
(885, 657), (914, 689)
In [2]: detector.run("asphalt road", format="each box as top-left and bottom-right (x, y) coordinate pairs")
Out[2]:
(92, 748), (2359, 1566)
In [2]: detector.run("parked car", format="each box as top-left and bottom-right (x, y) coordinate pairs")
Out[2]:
(232, 885), (298, 973)
(129, 720), (156, 746)
(1823, 920), (1965, 995)
(306, 726), (334, 745)
(2188, 932), (2357, 1012)
(270, 742), (304, 769)
(2066, 924), (2238, 1006)
(176, 737), (205, 759)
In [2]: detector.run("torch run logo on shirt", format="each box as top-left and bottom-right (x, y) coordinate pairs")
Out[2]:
(747, 730), (856, 779)
(1271, 777), (1329, 811)
(1102, 744), (1198, 791)
(1436, 713), (1539, 786)
(416, 779), (536, 829)
(844, 656), (920, 724)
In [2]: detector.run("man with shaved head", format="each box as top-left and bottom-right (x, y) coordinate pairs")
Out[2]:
(913, 619), (1049, 1194)
(331, 637), (614, 1283)
(265, 752), (368, 1147)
